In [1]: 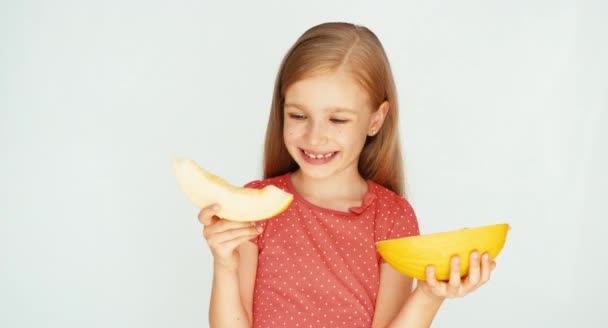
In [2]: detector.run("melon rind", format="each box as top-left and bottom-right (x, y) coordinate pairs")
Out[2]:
(173, 158), (293, 222)
(376, 223), (510, 281)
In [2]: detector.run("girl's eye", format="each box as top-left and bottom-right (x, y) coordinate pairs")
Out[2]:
(330, 118), (349, 124)
(288, 113), (306, 120)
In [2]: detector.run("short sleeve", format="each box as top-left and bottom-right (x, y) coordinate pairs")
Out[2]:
(375, 196), (420, 264)
(243, 180), (269, 247)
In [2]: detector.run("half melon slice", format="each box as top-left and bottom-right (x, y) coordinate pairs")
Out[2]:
(376, 223), (510, 281)
(173, 158), (293, 222)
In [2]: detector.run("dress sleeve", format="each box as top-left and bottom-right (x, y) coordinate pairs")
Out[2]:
(375, 196), (420, 264)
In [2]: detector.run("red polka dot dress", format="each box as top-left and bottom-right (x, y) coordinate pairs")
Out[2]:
(245, 173), (420, 328)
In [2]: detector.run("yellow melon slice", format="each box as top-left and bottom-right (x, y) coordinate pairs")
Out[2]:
(173, 158), (293, 222)
(376, 223), (510, 281)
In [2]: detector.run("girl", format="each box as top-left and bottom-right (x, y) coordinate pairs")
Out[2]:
(198, 22), (496, 328)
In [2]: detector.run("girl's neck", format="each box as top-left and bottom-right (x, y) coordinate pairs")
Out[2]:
(290, 168), (368, 201)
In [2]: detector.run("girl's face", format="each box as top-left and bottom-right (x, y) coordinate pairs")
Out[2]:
(283, 71), (388, 180)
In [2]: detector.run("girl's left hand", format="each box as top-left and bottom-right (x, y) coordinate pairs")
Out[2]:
(417, 251), (496, 300)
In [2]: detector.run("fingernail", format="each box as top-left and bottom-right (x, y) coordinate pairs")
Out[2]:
(256, 226), (264, 233)
(483, 253), (490, 261)
(472, 251), (479, 260)
(212, 204), (220, 211)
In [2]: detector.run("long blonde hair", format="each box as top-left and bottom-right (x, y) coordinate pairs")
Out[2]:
(263, 22), (407, 197)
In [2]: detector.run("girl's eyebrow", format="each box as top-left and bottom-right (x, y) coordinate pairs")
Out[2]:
(284, 102), (357, 114)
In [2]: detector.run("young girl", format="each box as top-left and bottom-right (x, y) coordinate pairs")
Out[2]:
(198, 22), (496, 328)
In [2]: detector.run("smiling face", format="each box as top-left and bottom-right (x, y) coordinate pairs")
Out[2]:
(283, 71), (388, 180)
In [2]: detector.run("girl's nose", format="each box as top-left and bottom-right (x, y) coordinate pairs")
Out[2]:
(305, 120), (328, 146)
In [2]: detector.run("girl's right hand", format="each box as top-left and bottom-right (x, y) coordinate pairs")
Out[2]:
(197, 204), (263, 270)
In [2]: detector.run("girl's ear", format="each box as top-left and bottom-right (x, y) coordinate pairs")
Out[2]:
(368, 101), (390, 136)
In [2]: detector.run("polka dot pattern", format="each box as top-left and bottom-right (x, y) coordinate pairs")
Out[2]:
(244, 173), (419, 328)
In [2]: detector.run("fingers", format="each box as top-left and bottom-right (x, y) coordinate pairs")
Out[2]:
(464, 251), (481, 289)
(208, 226), (262, 271)
(195, 203), (263, 271)
(197, 202), (262, 246)
(421, 252), (497, 301)
(425, 265), (439, 289)
(420, 265), (448, 301)
(207, 225), (262, 245)
(206, 224), (262, 262)
(480, 253), (492, 284)
(447, 256), (461, 296)
(198, 204), (221, 226)
(198, 202), (262, 247)
(221, 231), (263, 251)
(204, 219), (256, 238)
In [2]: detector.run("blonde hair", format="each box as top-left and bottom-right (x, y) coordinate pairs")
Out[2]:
(263, 22), (407, 196)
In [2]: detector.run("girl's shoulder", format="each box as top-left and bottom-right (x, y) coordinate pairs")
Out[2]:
(367, 180), (414, 211)
(368, 180), (420, 239)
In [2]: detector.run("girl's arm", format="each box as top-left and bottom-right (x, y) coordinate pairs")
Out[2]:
(371, 263), (415, 327)
(209, 242), (258, 327)
(385, 286), (444, 328)
(197, 204), (261, 328)
(238, 242), (259, 324)
(372, 264), (443, 328)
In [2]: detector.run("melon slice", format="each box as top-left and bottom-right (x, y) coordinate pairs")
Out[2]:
(173, 158), (293, 222)
(376, 223), (510, 281)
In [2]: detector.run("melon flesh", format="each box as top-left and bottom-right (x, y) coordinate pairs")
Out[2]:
(173, 158), (293, 222)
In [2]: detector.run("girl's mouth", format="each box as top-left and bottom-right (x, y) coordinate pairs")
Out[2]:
(300, 149), (338, 164)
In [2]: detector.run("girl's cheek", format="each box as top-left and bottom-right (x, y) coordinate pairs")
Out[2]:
(283, 130), (297, 142)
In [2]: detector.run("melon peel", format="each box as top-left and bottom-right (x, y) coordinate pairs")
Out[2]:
(173, 158), (293, 222)
(376, 223), (510, 281)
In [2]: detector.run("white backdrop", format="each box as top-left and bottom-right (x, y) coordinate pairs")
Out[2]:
(1, 0), (606, 327)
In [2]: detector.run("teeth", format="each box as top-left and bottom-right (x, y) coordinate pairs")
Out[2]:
(304, 150), (335, 159)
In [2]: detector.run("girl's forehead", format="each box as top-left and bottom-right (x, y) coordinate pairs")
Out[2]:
(285, 72), (371, 111)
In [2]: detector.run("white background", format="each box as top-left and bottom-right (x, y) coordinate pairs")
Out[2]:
(1, 0), (606, 327)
